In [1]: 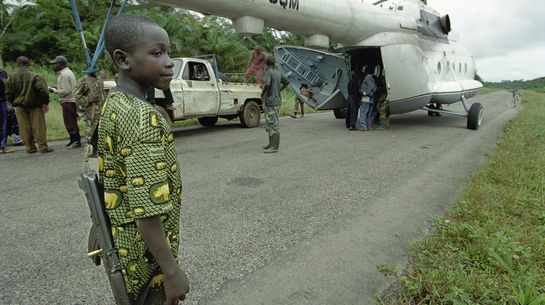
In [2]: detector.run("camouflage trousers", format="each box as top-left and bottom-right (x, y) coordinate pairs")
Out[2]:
(264, 105), (279, 136)
(376, 93), (389, 120)
(83, 103), (102, 140)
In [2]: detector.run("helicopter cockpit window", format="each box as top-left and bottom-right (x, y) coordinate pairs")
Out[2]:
(458, 63), (462, 73)
(182, 62), (211, 81)
(465, 63), (468, 73)
(437, 62), (441, 74)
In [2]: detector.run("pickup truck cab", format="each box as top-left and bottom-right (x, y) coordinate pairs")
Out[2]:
(151, 57), (263, 128)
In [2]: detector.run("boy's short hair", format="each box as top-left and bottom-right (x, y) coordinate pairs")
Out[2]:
(105, 15), (159, 58)
(300, 84), (309, 89)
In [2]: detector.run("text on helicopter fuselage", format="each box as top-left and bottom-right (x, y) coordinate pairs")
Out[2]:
(269, 0), (299, 10)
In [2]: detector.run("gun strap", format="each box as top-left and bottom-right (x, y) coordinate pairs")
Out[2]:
(83, 123), (99, 172)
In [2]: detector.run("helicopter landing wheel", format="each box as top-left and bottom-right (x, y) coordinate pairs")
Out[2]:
(467, 103), (483, 130)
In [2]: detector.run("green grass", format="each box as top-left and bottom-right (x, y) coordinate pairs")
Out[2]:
(43, 100), (88, 141)
(376, 90), (545, 305)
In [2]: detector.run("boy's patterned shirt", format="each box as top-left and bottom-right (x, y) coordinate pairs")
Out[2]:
(97, 92), (183, 297)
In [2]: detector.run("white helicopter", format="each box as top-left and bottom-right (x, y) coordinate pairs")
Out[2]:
(152, 0), (484, 129)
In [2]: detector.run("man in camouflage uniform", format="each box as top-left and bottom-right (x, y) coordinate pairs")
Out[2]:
(75, 68), (105, 140)
(375, 71), (390, 130)
(261, 55), (289, 153)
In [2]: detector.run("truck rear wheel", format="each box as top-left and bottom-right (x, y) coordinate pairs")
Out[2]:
(198, 116), (218, 127)
(240, 101), (261, 128)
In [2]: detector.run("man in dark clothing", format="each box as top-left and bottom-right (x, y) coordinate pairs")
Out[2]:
(5, 56), (53, 154)
(347, 71), (360, 130)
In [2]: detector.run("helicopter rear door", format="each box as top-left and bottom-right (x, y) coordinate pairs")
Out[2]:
(275, 46), (349, 110)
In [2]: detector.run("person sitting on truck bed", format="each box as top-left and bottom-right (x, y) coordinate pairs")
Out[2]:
(244, 45), (266, 85)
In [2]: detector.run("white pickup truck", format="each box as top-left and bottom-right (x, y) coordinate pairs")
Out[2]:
(105, 57), (263, 127)
(151, 57), (263, 128)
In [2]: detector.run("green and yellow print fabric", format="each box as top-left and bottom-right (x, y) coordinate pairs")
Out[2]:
(97, 92), (182, 297)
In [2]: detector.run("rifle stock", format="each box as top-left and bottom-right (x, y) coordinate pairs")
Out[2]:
(79, 171), (133, 305)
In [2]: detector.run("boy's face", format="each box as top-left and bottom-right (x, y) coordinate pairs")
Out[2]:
(125, 24), (174, 90)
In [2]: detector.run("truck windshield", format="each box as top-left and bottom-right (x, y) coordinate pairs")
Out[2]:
(182, 62), (211, 81)
(173, 59), (183, 79)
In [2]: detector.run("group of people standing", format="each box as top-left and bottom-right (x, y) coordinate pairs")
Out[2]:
(2, 56), (53, 154)
(0, 55), (106, 155)
(347, 66), (390, 131)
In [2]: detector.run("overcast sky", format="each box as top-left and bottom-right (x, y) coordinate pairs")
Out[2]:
(427, 0), (545, 82)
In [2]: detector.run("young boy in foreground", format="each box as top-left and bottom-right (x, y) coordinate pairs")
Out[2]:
(100, 15), (189, 304)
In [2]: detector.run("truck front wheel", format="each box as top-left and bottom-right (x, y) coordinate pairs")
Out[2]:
(198, 116), (218, 127)
(240, 101), (261, 128)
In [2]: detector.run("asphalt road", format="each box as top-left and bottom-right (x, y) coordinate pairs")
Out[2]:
(0, 91), (517, 305)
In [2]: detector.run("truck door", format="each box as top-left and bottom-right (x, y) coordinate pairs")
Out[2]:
(180, 61), (220, 116)
(275, 46), (349, 110)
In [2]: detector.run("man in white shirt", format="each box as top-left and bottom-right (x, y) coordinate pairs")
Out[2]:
(51, 55), (81, 149)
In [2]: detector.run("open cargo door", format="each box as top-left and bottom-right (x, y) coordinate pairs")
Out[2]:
(274, 46), (349, 110)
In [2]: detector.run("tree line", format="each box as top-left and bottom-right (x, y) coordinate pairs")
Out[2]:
(485, 77), (545, 93)
(0, 0), (303, 75)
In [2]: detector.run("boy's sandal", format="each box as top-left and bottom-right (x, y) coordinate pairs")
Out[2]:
(1, 148), (15, 154)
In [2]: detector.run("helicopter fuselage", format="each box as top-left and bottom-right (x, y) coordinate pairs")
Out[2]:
(153, 0), (483, 127)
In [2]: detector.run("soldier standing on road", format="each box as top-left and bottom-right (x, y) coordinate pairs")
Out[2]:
(50, 55), (81, 149)
(5, 56), (53, 154)
(75, 68), (105, 141)
(261, 55), (289, 153)
(375, 69), (390, 130)
(244, 45), (266, 85)
(291, 84), (312, 119)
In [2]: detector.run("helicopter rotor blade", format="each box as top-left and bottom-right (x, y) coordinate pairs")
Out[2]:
(372, 0), (389, 6)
